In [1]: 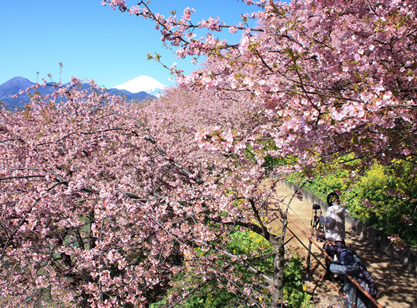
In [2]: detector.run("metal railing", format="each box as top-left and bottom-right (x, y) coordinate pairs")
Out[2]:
(282, 214), (383, 308)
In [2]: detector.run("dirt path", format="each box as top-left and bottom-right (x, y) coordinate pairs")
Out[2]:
(272, 182), (417, 307)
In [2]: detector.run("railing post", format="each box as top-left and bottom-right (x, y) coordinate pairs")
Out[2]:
(352, 284), (358, 306)
(306, 239), (312, 279)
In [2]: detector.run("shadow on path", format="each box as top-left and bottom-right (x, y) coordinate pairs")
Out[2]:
(272, 182), (417, 308)
(346, 233), (417, 308)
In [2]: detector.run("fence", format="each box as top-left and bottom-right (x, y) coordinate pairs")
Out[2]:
(274, 183), (382, 307)
(283, 180), (417, 275)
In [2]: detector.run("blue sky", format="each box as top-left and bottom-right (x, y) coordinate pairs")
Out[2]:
(0, 0), (259, 89)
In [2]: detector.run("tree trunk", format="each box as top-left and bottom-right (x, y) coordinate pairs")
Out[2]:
(271, 239), (285, 307)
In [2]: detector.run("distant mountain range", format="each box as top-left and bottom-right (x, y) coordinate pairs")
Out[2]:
(0, 77), (156, 111)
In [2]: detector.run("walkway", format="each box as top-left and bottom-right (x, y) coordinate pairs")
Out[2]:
(272, 182), (417, 307)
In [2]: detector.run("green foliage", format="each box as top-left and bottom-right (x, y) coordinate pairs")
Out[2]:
(228, 230), (274, 259)
(344, 159), (417, 248)
(263, 154), (297, 169)
(289, 156), (417, 249)
(284, 252), (312, 308)
(150, 274), (240, 308)
(245, 138), (297, 169)
(151, 230), (312, 307)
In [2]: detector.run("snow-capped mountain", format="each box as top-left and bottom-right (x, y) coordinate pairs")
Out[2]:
(113, 76), (166, 97)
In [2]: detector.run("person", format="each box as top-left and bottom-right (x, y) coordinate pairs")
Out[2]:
(320, 192), (349, 248)
(329, 249), (378, 308)
(320, 192), (349, 279)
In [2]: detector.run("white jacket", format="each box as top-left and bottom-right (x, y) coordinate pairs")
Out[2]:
(320, 204), (349, 242)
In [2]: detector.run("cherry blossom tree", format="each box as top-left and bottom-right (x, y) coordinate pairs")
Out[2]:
(104, 0), (417, 237)
(1, 81), (295, 306)
(101, 0), (416, 304)
(103, 0), (417, 168)
(2, 0), (417, 306)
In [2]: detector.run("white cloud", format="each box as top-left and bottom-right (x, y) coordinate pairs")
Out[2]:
(113, 75), (166, 94)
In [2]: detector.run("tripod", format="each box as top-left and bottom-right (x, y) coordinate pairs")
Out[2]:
(306, 204), (326, 279)
(311, 204), (325, 242)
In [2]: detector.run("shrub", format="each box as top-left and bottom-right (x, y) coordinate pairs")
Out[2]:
(151, 231), (312, 307)
(289, 157), (417, 249)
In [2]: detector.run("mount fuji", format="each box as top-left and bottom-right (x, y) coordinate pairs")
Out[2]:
(113, 76), (166, 97)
